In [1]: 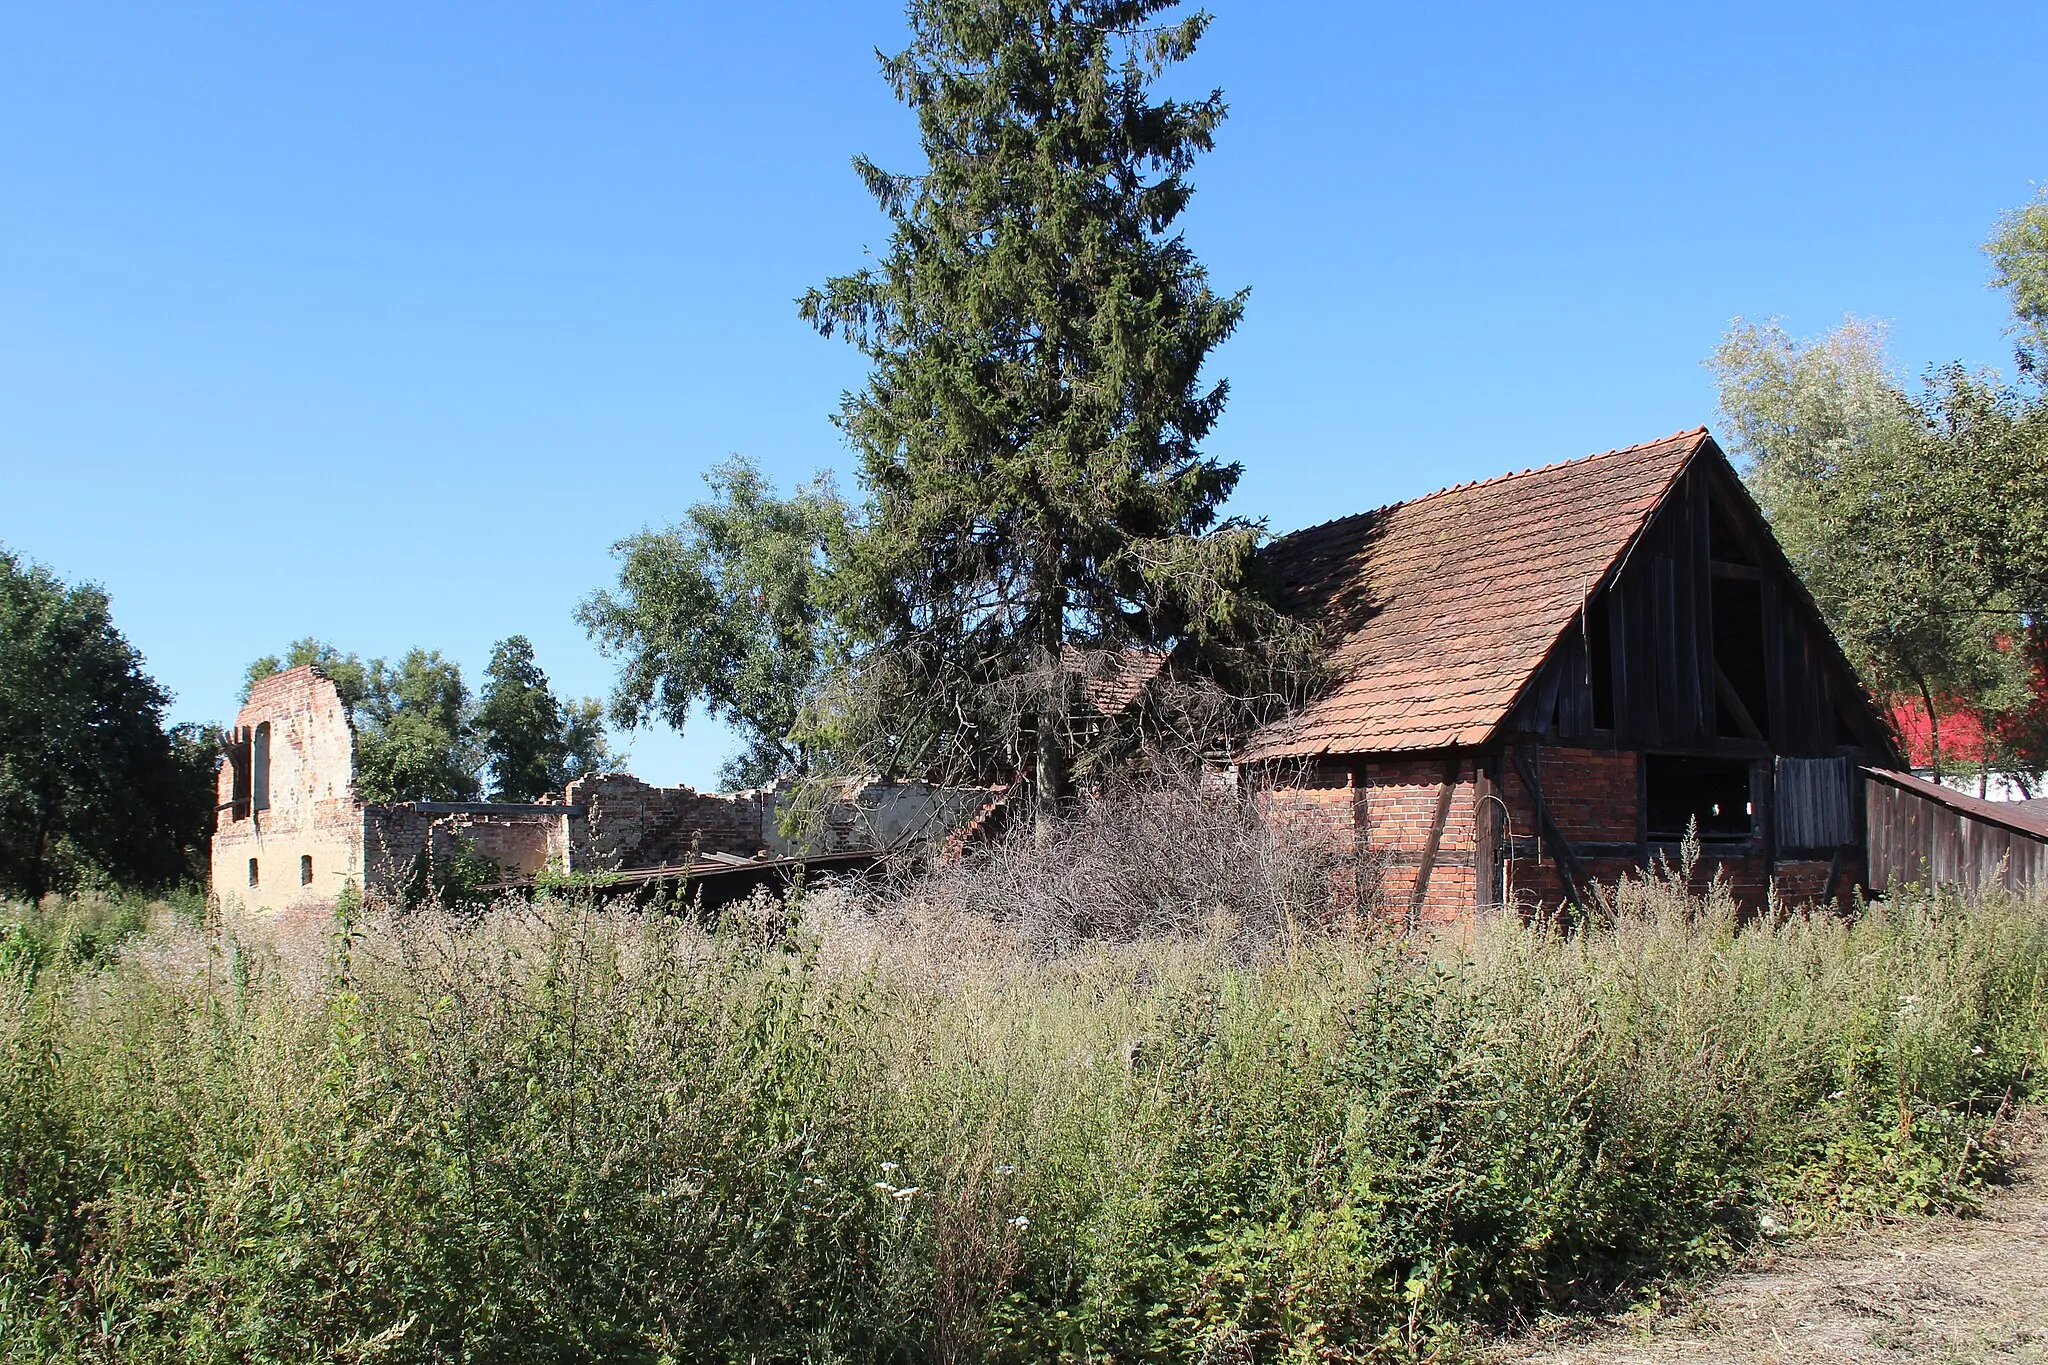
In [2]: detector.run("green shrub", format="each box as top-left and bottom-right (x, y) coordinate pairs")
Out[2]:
(1, 872), (2043, 1362)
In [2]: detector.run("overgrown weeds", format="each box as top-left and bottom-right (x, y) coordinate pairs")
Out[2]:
(1, 865), (2044, 1362)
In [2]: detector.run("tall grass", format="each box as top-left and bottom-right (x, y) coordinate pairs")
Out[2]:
(2, 868), (2044, 1362)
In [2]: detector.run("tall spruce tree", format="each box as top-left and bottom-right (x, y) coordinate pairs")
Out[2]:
(802, 0), (1278, 813)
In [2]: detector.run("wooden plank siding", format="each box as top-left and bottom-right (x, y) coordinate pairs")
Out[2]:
(1505, 464), (1878, 762)
(1777, 756), (1859, 851)
(1866, 769), (2048, 895)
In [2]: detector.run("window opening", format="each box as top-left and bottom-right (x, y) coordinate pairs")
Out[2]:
(227, 731), (252, 820)
(1710, 577), (1771, 741)
(252, 722), (272, 812)
(1586, 595), (1614, 731)
(1645, 755), (1755, 841)
(300, 855), (313, 886)
(248, 858), (260, 887)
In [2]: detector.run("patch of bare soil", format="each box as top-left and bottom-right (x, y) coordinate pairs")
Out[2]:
(1493, 1114), (2048, 1365)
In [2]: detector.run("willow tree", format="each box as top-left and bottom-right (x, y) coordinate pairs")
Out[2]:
(802, 0), (1289, 812)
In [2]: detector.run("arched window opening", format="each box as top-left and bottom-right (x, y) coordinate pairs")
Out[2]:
(252, 722), (272, 813)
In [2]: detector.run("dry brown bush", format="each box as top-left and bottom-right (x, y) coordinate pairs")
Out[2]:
(894, 768), (1373, 959)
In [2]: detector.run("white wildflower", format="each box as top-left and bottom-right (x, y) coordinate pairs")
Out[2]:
(893, 1186), (921, 1200)
(1010, 1215), (1030, 1230)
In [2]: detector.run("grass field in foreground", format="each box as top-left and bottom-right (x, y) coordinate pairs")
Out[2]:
(3, 867), (2044, 1362)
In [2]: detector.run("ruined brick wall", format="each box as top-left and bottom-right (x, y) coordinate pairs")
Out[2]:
(210, 666), (366, 913)
(362, 804), (430, 892)
(429, 812), (569, 879)
(565, 774), (768, 868)
(361, 805), (576, 900)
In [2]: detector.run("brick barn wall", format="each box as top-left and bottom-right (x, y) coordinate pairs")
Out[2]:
(1252, 754), (1484, 924)
(1251, 758), (1371, 915)
(1363, 757), (1480, 926)
(1494, 746), (1863, 913)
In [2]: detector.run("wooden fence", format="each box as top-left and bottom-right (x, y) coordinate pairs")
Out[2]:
(1865, 767), (2048, 896)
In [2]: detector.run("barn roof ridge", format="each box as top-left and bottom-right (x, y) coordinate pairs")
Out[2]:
(1239, 426), (1717, 761)
(1272, 426), (1711, 543)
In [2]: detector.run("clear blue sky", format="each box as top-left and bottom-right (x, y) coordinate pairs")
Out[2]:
(4, 1), (2042, 787)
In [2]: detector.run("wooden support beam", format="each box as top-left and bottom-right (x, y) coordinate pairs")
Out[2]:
(1473, 761), (1498, 911)
(1409, 755), (1462, 924)
(1512, 744), (1593, 920)
(1714, 662), (1765, 742)
(1710, 560), (1763, 580)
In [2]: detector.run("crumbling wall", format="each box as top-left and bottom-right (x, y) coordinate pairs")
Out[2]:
(565, 774), (767, 868)
(762, 780), (997, 856)
(210, 666), (366, 914)
(362, 803), (577, 901)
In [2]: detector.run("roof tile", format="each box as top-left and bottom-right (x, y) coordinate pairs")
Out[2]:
(1239, 428), (1709, 760)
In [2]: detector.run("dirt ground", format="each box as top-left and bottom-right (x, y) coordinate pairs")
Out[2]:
(1493, 1115), (2048, 1365)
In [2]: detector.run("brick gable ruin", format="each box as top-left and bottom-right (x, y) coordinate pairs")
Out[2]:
(211, 666), (991, 913)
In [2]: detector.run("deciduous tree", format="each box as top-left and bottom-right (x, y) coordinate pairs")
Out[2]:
(1711, 318), (2044, 782)
(474, 635), (616, 800)
(0, 548), (215, 899)
(580, 456), (850, 789)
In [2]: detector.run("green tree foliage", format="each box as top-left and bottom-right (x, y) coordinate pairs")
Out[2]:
(246, 641), (479, 803)
(798, 0), (1303, 803)
(0, 548), (215, 899)
(473, 635), (617, 800)
(1711, 315), (2047, 781)
(247, 638), (613, 804)
(1710, 187), (2048, 786)
(358, 649), (479, 804)
(1987, 185), (2048, 374)
(580, 457), (850, 789)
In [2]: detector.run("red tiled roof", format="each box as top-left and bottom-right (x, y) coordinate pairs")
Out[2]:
(1240, 429), (1711, 760)
(1061, 645), (1168, 716)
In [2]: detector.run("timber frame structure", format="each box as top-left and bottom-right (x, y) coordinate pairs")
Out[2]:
(1238, 428), (1903, 922)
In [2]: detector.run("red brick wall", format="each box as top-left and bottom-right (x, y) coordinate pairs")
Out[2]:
(1253, 755), (1482, 924)
(1259, 745), (1867, 926)
(1252, 759), (1369, 914)
(1364, 756), (1480, 926)
(1498, 748), (1639, 845)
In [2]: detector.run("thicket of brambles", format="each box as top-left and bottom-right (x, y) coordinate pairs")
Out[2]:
(4, 799), (2044, 1363)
